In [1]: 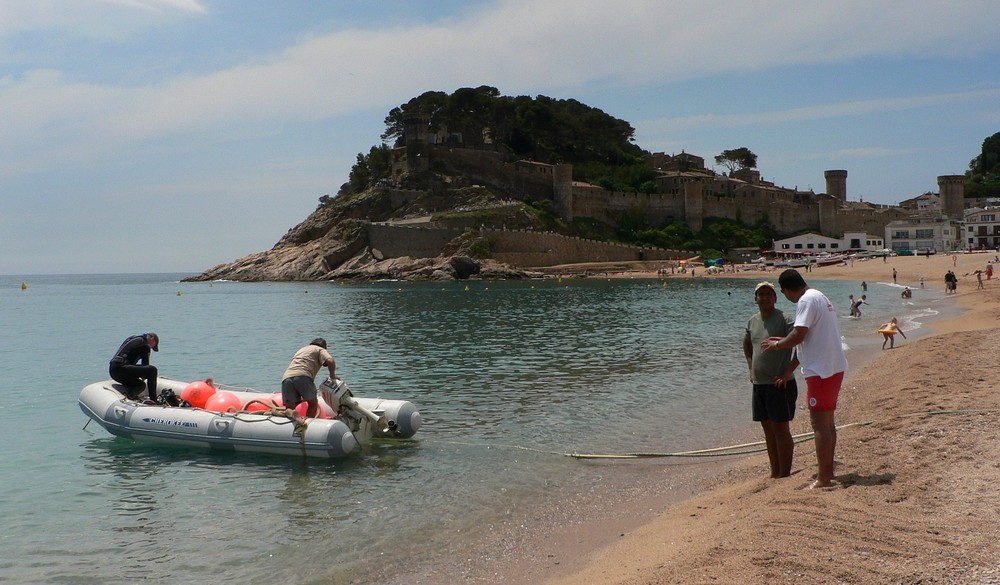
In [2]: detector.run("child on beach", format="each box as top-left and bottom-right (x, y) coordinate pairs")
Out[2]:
(850, 294), (867, 318)
(879, 318), (907, 350)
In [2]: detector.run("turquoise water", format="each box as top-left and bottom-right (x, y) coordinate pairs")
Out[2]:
(0, 273), (952, 584)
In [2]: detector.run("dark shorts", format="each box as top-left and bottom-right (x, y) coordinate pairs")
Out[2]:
(752, 380), (798, 423)
(281, 375), (317, 408)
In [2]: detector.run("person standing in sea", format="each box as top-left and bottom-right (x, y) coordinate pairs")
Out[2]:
(763, 269), (848, 489)
(743, 282), (799, 478)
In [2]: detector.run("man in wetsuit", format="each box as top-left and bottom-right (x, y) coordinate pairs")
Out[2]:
(109, 333), (160, 401)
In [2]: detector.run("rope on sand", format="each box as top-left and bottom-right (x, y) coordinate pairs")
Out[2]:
(433, 409), (997, 461)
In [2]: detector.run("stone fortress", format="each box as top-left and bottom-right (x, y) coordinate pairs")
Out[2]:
(382, 112), (968, 265)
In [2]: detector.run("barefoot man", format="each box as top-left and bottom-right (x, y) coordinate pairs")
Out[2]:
(763, 269), (848, 489)
(743, 282), (799, 478)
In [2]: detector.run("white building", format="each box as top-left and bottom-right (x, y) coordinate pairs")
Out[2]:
(771, 231), (883, 253)
(963, 208), (1000, 250)
(884, 216), (961, 253)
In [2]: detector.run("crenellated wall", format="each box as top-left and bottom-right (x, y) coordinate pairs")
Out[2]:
(365, 222), (689, 267)
(399, 144), (944, 243)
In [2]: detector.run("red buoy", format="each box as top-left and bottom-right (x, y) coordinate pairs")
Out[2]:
(181, 380), (216, 408)
(203, 391), (241, 413)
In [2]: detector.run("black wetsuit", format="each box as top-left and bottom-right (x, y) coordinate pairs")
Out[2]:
(109, 335), (157, 400)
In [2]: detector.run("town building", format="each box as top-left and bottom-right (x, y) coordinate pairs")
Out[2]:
(962, 208), (1000, 250)
(771, 231), (883, 254)
(884, 216), (961, 253)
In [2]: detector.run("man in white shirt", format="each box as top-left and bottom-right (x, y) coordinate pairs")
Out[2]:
(762, 269), (848, 489)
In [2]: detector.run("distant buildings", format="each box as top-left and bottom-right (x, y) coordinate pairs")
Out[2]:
(772, 231), (884, 253)
(962, 208), (1000, 250)
(395, 115), (983, 252)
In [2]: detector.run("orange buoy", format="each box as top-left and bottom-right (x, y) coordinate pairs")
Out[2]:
(318, 398), (336, 419)
(203, 391), (241, 413)
(268, 392), (284, 408)
(180, 380), (216, 408)
(294, 401), (330, 419)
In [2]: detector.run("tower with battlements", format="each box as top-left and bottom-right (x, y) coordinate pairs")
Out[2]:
(824, 170), (848, 201)
(937, 175), (965, 219)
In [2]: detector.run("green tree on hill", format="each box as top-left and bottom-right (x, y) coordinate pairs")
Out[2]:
(967, 131), (1000, 198)
(714, 147), (758, 173)
(375, 87), (654, 192)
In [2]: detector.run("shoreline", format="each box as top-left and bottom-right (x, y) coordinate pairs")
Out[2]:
(454, 253), (1000, 584)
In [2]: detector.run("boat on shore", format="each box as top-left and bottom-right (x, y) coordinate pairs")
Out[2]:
(79, 377), (420, 459)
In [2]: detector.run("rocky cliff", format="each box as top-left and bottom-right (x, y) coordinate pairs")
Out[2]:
(183, 184), (543, 282)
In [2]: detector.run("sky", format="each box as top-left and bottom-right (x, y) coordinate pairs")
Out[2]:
(2, 0), (999, 275)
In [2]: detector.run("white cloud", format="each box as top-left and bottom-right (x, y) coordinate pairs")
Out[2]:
(641, 88), (1000, 133)
(3, 0), (1000, 180)
(0, 0), (207, 38)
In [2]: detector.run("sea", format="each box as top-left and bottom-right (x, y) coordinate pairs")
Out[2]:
(0, 272), (959, 584)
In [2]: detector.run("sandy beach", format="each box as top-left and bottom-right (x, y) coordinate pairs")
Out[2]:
(483, 252), (1000, 584)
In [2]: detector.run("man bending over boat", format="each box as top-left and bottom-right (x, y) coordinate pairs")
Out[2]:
(109, 332), (160, 401)
(281, 338), (338, 437)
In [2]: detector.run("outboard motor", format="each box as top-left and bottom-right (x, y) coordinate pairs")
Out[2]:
(320, 379), (390, 434)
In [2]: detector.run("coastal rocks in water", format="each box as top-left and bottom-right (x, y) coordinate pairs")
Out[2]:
(327, 250), (538, 281)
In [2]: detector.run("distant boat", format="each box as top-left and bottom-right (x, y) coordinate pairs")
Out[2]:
(815, 254), (847, 267)
(774, 258), (807, 268)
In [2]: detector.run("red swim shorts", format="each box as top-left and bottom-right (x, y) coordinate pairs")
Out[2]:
(805, 372), (844, 411)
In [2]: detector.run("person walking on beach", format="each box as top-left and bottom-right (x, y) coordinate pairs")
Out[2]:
(743, 282), (799, 478)
(879, 318), (907, 350)
(763, 269), (848, 489)
(945, 270), (957, 293)
(892, 268), (897, 284)
(281, 338), (338, 437)
(109, 332), (160, 401)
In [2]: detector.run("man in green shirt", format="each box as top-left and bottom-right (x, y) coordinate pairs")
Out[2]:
(742, 282), (799, 478)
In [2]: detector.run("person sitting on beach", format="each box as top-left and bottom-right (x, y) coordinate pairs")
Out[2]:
(743, 282), (799, 479)
(879, 318), (907, 350)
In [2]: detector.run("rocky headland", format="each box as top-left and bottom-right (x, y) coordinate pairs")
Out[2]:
(183, 180), (547, 282)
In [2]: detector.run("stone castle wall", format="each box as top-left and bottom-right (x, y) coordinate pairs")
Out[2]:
(366, 222), (688, 267)
(410, 144), (928, 243)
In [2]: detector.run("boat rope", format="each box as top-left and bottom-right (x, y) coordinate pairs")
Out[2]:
(428, 408), (998, 461)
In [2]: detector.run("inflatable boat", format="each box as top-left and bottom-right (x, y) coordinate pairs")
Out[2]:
(79, 377), (421, 459)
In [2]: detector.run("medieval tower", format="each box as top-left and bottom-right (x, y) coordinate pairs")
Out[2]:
(824, 170), (848, 201)
(937, 175), (966, 219)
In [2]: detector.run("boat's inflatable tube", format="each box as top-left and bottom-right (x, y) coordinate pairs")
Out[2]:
(79, 378), (420, 459)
